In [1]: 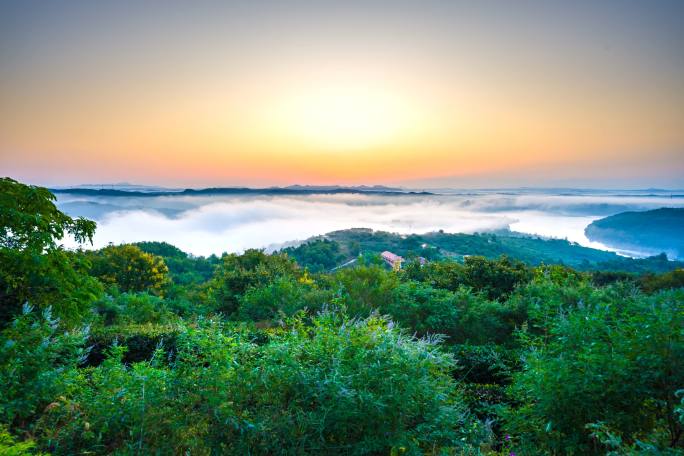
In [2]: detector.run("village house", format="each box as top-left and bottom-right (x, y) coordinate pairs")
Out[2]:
(381, 251), (428, 270)
(381, 251), (404, 270)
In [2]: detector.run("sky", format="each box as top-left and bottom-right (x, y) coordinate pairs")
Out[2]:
(1, 0), (683, 188)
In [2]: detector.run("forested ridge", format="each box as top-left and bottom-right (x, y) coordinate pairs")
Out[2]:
(281, 228), (684, 273)
(1, 177), (683, 455)
(585, 208), (684, 260)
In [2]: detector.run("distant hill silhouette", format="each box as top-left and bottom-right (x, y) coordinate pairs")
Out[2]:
(51, 186), (431, 197)
(585, 208), (684, 259)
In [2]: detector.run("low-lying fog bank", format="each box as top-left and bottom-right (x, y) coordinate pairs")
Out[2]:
(56, 190), (684, 257)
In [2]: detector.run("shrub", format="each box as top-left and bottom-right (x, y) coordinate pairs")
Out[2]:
(332, 264), (400, 315)
(93, 292), (177, 326)
(382, 281), (461, 339)
(503, 288), (684, 454)
(208, 249), (300, 315)
(462, 255), (533, 301)
(640, 268), (684, 293)
(35, 314), (483, 454)
(451, 344), (515, 385)
(238, 276), (330, 321)
(86, 323), (180, 365)
(0, 425), (45, 455)
(0, 305), (88, 429)
(87, 244), (170, 295)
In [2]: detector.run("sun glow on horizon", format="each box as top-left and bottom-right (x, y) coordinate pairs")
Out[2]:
(267, 83), (428, 152)
(1, 2), (683, 187)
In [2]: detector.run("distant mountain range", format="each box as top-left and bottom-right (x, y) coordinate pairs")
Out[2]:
(585, 208), (684, 260)
(53, 183), (183, 193)
(51, 185), (431, 196)
(282, 185), (404, 192)
(51, 183), (684, 198)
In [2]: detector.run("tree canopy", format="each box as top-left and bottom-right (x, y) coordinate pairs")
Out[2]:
(0, 177), (95, 252)
(0, 177), (682, 455)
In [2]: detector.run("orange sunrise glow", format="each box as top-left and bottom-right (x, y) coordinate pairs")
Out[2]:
(1, 2), (682, 188)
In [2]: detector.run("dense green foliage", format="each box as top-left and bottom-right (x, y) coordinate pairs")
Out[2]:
(208, 249), (301, 316)
(1, 178), (683, 455)
(87, 244), (170, 295)
(0, 305), (90, 429)
(135, 241), (220, 285)
(29, 314), (474, 455)
(0, 178), (96, 251)
(0, 178), (102, 325)
(504, 287), (684, 453)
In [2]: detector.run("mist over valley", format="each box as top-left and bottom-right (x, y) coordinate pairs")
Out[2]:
(55, 186), (684, 258)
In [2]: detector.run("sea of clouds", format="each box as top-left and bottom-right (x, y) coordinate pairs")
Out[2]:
(56, 191), (684, 257)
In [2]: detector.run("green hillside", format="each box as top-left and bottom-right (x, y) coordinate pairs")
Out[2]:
(282, 228), (684, 273)
(585, 208), (684, 259)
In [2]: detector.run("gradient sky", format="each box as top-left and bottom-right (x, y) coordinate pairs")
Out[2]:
(1, 0), (683, 188)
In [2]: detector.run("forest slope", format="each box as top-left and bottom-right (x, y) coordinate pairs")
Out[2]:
(585, 208), (684, 259)
(282, 228), (684, 273)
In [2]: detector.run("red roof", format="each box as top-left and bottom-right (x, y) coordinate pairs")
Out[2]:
(381, 251), (403, 263)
